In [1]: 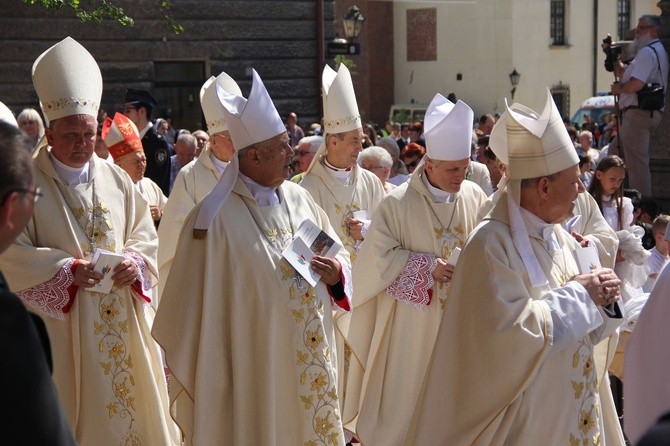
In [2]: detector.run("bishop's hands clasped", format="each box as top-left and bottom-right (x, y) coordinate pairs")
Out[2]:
(573, 267), (622, 307)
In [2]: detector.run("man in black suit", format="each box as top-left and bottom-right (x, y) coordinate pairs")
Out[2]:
(124, 88), (172, 195)
(0, 121), (76, 445)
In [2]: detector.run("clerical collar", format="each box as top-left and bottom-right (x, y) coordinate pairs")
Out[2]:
(209, 152), (229, 175)
(139, 121), (152, 139)
(520, 207), (559, 244)
(421, 172), (454, 203)
(50, 153), (90, 186)
(324, 158), (352, 185)
(238, 172), (280, 207)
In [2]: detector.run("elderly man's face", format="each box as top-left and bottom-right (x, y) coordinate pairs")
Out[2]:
(46, 114), (97, 168)
(545, 164), (585, 223)
(175, 138), (196, 167)
(254, 132), (294, 187)
(361, 159), (390, 184)
(295, 142), (315, 172)
(580, 134), (593, 149)
(116, 151), (147, 183)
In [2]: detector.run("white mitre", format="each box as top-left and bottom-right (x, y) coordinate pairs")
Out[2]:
(322, 64), (361, 135)
(32, 36), (102, 124)
(0, 101), (17, 127)
(423, 93), (474, 161)
(193, 69), (285, 236)
(200, 71), (242, 135)
(499, 89), (580, 288)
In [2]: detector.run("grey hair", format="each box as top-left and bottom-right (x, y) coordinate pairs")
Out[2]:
(376, 136), (400, 158)
(358, 146), (393, 168)
(297, 135), (323, 153)
(640, 15), (662, 28)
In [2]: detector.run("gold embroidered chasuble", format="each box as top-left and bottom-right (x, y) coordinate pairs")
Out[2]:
(342, 169), (487, 445)
(157, 145), (221, 303)
(0, 148), (178, 446)
(153, 179), (351, 446)
(300, 155), (385, 415)
(405, 191), (623, 446)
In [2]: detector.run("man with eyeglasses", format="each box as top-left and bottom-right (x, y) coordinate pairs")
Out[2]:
(0, 121), (76, 445)
(290, 134), (322, 182)
(123, 88), (172, 196)
(608, 14), (669, 198)
(0, 37), (179, 445)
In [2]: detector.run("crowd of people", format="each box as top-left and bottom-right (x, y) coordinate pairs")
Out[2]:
(0, 13), (669, 446)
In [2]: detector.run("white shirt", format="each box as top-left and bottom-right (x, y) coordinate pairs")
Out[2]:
(620, 40), (670, 108)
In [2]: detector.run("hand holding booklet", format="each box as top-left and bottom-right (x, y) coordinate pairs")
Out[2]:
(282, 219), (341, 287)
(90, 249), (125, 294)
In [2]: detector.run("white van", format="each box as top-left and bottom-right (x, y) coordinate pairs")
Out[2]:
(388, 104), (428, 124)
(571, 95), (616, 128)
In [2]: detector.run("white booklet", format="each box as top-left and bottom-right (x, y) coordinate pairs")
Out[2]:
(446, 247), (461, 266)
(574, 244), (601, 274)
(282, 219), (342, 287)
(90, 249), (125, 294)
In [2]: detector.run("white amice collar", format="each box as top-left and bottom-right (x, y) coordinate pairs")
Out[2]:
(209, 152), (229, 175)
(238, 172), (280, 207)
(421, 172), (454, 203)
(50, 152), (90, 186)
(324, 158), (353, 185)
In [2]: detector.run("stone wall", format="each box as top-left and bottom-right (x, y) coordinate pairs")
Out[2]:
(0, 0), (336, 131)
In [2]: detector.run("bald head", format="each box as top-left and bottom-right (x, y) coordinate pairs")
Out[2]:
(175, 133), (197, 167)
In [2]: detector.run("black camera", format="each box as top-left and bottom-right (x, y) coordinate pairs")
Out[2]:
(602, 35), (622, 72)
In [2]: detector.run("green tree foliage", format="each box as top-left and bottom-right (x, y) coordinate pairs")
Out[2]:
(22, 0), (184, 34)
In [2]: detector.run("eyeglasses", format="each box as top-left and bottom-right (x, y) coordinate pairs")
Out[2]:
(636, 24), (654, 31)
(1, 187), (43, 206)
(296, 151), (313, 157)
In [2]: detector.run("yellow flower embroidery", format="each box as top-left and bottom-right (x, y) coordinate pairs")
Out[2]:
(106, 402), (118, 418)
(305, 441), (318, 446)
(311, 373), (328, 393)
(297, 351), (309, 366)
(114, 379), (131, 402)
(300, 394), (314, 409)
(579, 409), (596, 435)
(306, 330), (324, 350)
(101, 362), (112, 375)
(101, 301), (119, 322)
(314, 412), (335, 436)
(583, 360), (592, 377)
(572, 381), (584, 399)
(108, 342), (124, 360)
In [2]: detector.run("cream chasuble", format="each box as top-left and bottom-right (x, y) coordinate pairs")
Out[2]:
(0, 148), (178, 446)
(137, 177), (167, 211)
(153, 179), (352, 446)
(300, 155), (384, 414)
(342, 168), (487, 445)
(157, 145), (221, 303)
(405, 191), (623, 446)
(299, 156), (384, 262)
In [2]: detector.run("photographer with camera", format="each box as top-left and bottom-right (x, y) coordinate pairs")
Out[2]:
(606, 15), (668, 198)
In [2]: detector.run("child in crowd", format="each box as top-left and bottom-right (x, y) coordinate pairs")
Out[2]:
(644, 215), (670, 292)
(589, 155), (633, 231)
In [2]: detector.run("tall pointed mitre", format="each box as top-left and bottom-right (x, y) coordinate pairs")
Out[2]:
(489, 101), (541, 166)
(423, 93), (474, 161)
(199, 71), (242, 135)
(505, 89), (578, 180)
(0, 101), (17, 127)
(500, 89), (580, 288)
(101, 112), (143, 160)
(322, 64), (361, 135)
(193, 69), (285, 237)
(32, 37), (102, 124)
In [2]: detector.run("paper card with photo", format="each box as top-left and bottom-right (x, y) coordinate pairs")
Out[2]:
(90, 249), (125, 294)
(295, 219), (341, 258)
(574, 245), (601, 274)
(282, 236), (320, 287)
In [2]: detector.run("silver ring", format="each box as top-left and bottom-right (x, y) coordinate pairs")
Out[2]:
(87, 278), (94, 285)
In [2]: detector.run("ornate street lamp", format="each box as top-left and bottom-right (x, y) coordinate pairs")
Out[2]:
(509, 68), (521, 99)
(343, 6), (365, 43)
